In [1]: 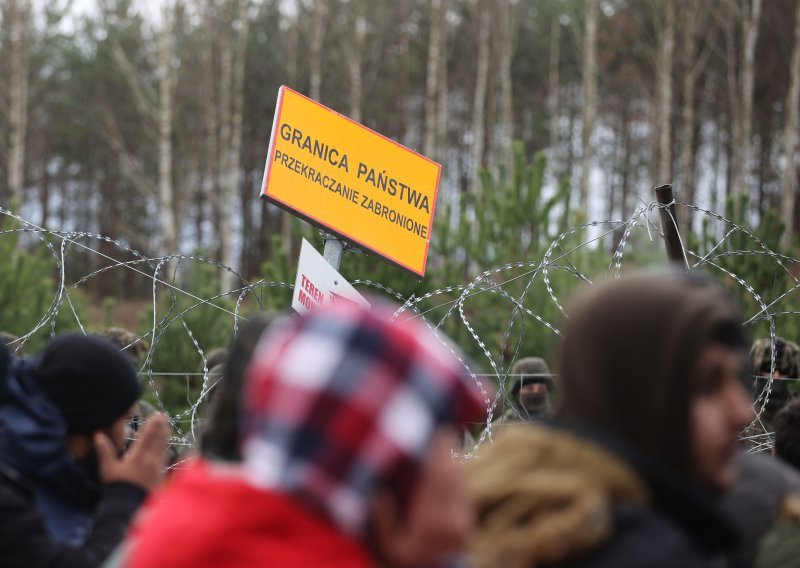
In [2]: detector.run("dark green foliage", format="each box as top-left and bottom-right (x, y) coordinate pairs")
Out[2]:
(695, 195), (800, 343)
(137, 259), (251, 416)
(0, 222), (88, 353)
(427, 144), (588, 379)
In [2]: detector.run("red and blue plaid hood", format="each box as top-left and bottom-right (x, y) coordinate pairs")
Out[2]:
(240, 301), (486, 535)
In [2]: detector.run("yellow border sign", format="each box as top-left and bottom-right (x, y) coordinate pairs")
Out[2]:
(260, 86), (441, 277)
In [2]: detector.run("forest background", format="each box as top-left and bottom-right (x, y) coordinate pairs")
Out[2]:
(2, 0), (800, 416)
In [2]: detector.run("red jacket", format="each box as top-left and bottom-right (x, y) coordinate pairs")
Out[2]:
(122, 460), (374, 568)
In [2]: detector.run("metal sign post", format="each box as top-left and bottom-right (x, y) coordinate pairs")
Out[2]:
(322, 234), (344, 271)
(292, 238), (369, 314)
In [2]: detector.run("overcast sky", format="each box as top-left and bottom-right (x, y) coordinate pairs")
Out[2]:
(63, 0), (163, 26)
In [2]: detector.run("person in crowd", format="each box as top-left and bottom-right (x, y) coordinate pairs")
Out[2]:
(98, 328), (149, 366)
(0, 333), (169, 568)
(96, 328), (154, 435)
(112, 301), (484, 568)
(720, 341), (800, 566)
(750, 398), (800, 568)
(775, 397), (800, 469)
(495, 357), (554, 424)
(197, 345), (229, 412)
(469, 269), (754, 567)
(203, 346), (229, 382)
(0, 331), (23, 355)
(748, 336), (799, 450)
(95, 327), (153, 432)
(462, 357), (552, 454)
(188, 345), (228, 446)
(200, 314), (273, 462)
(0, 333), (12, 378)
(721, 449), (800, 567)
(95, 328), (179, 464)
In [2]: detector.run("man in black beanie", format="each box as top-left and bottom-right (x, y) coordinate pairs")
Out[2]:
(0, 333), (170, 568)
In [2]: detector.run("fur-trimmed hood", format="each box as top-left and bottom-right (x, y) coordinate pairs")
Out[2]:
(468, 424), (740, 568)
(468, 425), (648, 568)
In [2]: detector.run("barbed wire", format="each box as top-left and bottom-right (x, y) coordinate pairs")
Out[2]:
(1, 199), (797, 456)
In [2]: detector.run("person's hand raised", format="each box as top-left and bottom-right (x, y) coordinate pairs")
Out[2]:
(95, 412), (170, 491)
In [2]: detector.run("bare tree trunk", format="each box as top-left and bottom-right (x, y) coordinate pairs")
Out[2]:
(782, 0), (800, 246)
(280, 7), (302, 258)
(397, 0), (415, 145)
(435, 1), (449, 166)
(757, 119), (772, 222)
(655, 0), (675, 186)
(349, 0), (366, 123)
(287, 6), (301, 88)
(7, 0), (30, 210)
(217, 3), (233, 264)
(483, 61), (497, 170)
(608, 124), (619, 222)
(724, 13), (738, 203)
(621, 110), (632, 221)
(220, 0), (250, 293)
(678, 0), (712, 230)
(612, 107), (632, 249)
(309, 0), (328, 102)
(579, 0), (598, 215)
(498, 0), (514, 172)
(731, 0), (763, 215)
(202, 0), (219, 253)
(679, 20), (698, 218)
(711, 123), (723, 215)
(548, 8), (561, 180)
(102, 0), (178, 262)
(565, 86), (577, 181)
(40, 155), (50, 227)
(424, 0), (444, 158)
(158, 4), (178, 266)
(471, 0), (490, 197)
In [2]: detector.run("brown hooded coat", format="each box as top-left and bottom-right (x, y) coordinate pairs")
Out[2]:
(469, 270), (745, 568)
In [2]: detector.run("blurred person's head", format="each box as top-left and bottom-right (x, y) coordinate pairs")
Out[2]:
(200, 314), (273, 461)
(558, 269), (754, 491)
(774, 397), (800, 470)
(240, 302), (485, 568)
(0, 331), (22, 356)
(97, 327), (149, 365)
(203, 347), (229, 374)
(0, 337), (10, 388)
(0, 331), (19, 346)
(34, 333), (142, 461)
(96, 328), (152, 450)
(749, 336), (799, 420)
(506, 357), (553, 417)
(201, 346), (229, 414)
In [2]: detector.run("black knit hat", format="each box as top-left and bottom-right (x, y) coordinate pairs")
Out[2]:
(34, 333), (143, 433)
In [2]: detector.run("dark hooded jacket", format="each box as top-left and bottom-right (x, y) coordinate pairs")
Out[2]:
(557, 270), (747, 476)
(469, 270), (746, 567)
(0, 344), (147, 568)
